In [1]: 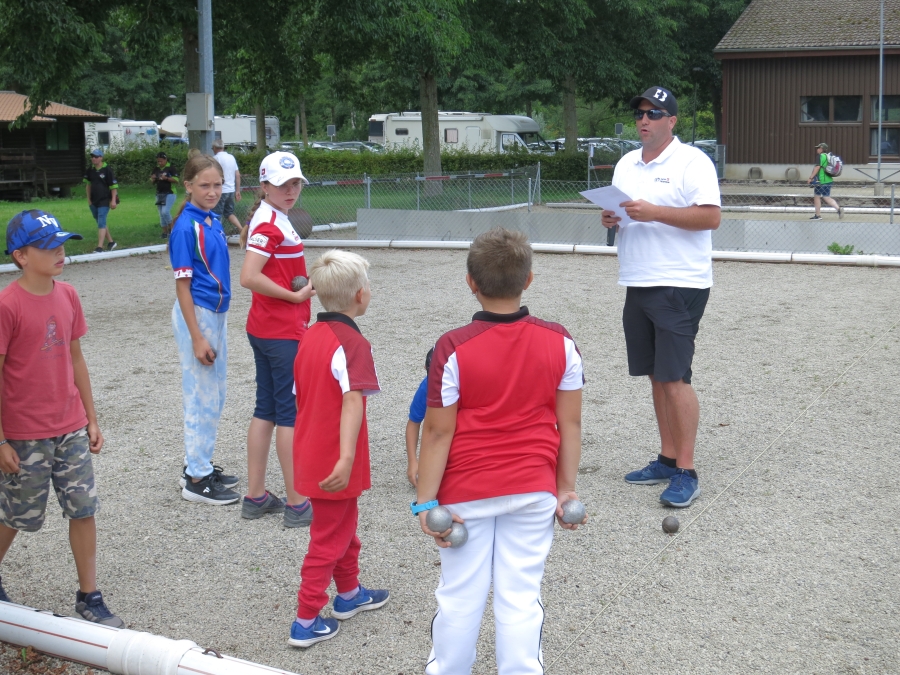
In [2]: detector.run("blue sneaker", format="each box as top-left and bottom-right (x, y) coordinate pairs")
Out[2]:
(331, 585), (390, 620)
(624, 458), (678, 485)
(288, 616), (340, 648)
(75, 590), (124, 628)
(659, 470), (701, 508)
(0, 576), (10, 603)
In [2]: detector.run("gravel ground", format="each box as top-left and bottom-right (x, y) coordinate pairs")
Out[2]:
(1, 248), (898, 675)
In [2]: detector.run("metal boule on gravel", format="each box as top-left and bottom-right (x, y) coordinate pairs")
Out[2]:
(443, 522), (468, 548)
(662, 516), (680, 534)
(560, 499), (586, 524)
(291, 275), (308, 291)
(425, 505), (453, 533)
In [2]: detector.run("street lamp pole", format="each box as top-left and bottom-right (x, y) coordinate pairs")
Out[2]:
(168, 95), (176, 116)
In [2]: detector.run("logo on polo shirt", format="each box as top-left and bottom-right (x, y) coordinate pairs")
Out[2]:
(248, 233), (269, 248)
(655, 177), (671, 183)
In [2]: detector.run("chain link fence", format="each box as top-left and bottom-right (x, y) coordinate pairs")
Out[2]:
(233, 164), (900, 255)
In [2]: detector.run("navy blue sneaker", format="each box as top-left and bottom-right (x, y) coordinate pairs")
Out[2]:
(75, 590), (124, 628)
(659, 470), (701, 508)
(331, 585), (390, 620)
(0, 576), (10, 603)
(625, 458), (678, 485)
(288, 616), (340, 648)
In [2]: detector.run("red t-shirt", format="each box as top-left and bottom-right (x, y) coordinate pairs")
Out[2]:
(293, 313), (380, 499)
(0, 280), (88, 439)
(245, 201), (310, 340)
(428, 307), (583, 505)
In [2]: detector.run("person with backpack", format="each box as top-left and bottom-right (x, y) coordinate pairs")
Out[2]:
(807, 142), (843, 220)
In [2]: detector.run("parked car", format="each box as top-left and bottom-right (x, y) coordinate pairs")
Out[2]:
(331, 141), (385, 153)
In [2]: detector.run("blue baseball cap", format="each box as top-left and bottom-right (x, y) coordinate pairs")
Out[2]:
(90, 148), (104, 157)
(6, 210), (83, 255)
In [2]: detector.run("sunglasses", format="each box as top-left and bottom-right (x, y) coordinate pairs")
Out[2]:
(633, 109), (672, 121)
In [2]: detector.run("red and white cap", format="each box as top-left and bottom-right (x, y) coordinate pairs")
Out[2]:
(259, 152), (309, 186)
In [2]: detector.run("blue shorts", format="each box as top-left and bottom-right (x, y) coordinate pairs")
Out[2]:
(247, 333), (299, 427)
(623, 286), (710, 384)
(89, 205), (109, 229)
(813, 183), (832, 197)
(212, 192), (235, 219)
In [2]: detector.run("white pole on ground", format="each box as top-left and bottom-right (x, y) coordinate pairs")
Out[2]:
(0, 601), (303, 675)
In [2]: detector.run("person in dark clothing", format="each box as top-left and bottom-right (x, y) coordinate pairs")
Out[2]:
(151, 152), (178, 238)
(83, 149), (118, 253)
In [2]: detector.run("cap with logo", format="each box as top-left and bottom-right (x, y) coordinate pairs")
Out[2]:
(259, 152), (309, 186)
(629, 86), (678, 117)
(6, 210), (84, 255)
(816, 142), (829, 151)
(156, 151), (168, 159)
(90, 148), (104, 157)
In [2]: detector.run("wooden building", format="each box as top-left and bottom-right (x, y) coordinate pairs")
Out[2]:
(0, 92), (106, 199)
(715, 0), (900, 182)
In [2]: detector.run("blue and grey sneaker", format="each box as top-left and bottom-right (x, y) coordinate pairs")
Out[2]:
(288, 616), (340, 648)
(180, 465), (239, 489)
(331, 585), (390, 620)
(283, 500), (313, 528)
(241, 491), (285, 519)
(625, 458), (678, 485)
(660, 470), (701, 508)
(0, 576), (10, 603)
(75, 590), (124, 628)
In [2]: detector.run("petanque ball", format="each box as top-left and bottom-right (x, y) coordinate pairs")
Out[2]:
(560, 499), (586, 524)
(662, 516), (680, 534)
(425, 506), (453, 533)
(291, 275), (308, 292)
(443, 521), (468, 548)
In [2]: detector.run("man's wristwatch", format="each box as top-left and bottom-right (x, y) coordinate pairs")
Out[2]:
(410, 499), (438, 515)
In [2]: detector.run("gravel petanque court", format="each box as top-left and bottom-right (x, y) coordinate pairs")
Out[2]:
(1, 247), (898, 675)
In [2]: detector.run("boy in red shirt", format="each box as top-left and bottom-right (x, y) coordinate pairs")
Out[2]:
(415, 227), (585, 674)
(289, 249), (389, 648)
(0, 210), (123, 627)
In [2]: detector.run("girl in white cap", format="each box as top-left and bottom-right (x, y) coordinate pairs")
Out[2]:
(238, 152), (315, 527)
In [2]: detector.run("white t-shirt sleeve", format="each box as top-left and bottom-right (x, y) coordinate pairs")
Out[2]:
(331, 346), (351, 394)
(683, 153), (721, 207)
(558, 337), (584, 390)
(440, 352), (461, 406)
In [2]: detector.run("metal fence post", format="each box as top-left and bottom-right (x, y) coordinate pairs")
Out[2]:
(537, 162), (541, 205)
(892, 183), (895, 224)
(365, 172), (371, 209)
(416, 175), (420, 211)
(468, 175), (472, 209)
(528, 178), (532, 212)
(511, 171), (514, 205)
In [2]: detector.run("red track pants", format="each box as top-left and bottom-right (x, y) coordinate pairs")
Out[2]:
(297, 496), (361, 619)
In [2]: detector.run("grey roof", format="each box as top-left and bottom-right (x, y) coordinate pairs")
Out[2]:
(716, 0), (900, 52)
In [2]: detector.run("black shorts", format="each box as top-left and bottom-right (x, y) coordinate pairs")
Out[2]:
(622, 286), (710, 384)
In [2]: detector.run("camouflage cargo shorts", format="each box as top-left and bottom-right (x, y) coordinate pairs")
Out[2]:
(0, 428), (98, 532)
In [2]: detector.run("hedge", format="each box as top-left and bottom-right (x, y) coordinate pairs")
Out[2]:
(96, 145), (618, 185)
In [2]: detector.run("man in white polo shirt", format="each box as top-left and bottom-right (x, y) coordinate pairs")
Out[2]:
(601, 85), (721, 508)
(212, 139), (242, 232)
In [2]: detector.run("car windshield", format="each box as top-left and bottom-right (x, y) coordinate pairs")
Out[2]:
(518, 132), (552, 151)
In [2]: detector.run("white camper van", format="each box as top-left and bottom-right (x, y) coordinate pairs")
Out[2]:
(368, 111), (552, 153)
(159, 115), (280, 148)
(84, 119), (159, 151)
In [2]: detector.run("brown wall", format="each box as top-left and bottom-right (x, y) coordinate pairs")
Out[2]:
(722, 54), (900, 164)
(0, 121), (89, 187)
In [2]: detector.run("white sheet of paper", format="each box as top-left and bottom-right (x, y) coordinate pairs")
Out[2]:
(579, 186), (633, 226)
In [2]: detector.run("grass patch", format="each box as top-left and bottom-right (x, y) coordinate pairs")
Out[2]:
(0, 185), (169, 260)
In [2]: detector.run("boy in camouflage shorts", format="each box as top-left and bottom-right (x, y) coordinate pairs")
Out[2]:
(0, 210), (123, 627)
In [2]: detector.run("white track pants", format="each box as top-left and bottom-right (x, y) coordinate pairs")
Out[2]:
(425, 491), (557, 675)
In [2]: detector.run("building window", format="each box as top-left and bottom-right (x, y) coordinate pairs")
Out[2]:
(800, 96), (829, 122)
(97, 131), (110, 146)
(395, 128), (409, 136)
(444, 128), (458, 143)
(871, 128), (900, 156)
(46, 123), (70, 151)
(801, 96), (862, 123)
(871, 95), (900, 122)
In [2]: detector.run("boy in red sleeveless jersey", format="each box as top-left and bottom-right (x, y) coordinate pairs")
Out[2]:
(415, 228), (585, 675)
(288, 249), (389, 648)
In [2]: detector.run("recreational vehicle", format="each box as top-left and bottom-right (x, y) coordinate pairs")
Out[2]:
(159, 115), (281, 149)
(368, 112), (552, 153)
(84, 119), (159, 151)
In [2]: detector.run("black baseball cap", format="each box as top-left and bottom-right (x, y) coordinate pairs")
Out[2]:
(630, 86), (678, 116)
(156, 151), (168, 159)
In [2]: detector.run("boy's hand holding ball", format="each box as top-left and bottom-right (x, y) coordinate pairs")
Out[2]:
(420, 505), (467, 548)
(556, 492), (587, 530)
